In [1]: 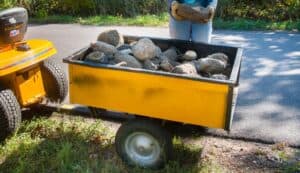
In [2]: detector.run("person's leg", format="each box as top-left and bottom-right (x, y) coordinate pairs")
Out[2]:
(169, 17), (192, 41)
(191, 21), (213, 43)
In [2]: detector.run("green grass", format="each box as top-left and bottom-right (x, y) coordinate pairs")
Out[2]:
(30, 14), (169, 27)
(29, 13), (300, 31)
(0, 115), (223, 173)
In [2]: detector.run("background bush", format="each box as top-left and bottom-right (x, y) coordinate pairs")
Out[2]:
(1, 0), (299, 21)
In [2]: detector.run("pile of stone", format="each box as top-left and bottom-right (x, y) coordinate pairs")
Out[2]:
(85, 30), (231, 80)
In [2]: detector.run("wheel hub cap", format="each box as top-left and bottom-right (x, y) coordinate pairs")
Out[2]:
(125, 132), (160, 166)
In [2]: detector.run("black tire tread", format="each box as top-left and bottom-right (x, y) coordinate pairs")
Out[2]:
(41, 59), (68, 102)
(0, 89), (21, 140)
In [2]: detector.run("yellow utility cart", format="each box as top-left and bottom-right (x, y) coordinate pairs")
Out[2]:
(0, 8), (68, 140)
(64, 36), (243, 169)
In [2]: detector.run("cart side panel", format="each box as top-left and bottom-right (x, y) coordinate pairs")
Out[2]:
(69, 64), (230, 129)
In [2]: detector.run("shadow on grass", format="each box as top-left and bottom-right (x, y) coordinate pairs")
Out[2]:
(0, 108), (206, 173)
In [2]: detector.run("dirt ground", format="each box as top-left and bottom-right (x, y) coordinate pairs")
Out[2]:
(71, 113), (300, 173)
(184, 137), (300, 173)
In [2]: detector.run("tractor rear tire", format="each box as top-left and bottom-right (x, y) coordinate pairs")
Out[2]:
(0, 89), (22, 140)
(41, 59), (68, 103)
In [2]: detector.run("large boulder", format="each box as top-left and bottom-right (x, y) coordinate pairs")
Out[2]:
(132, 38), (157, 61)
(114, 52), (142, 69)
(194, 58), (227, 74)
(97, 30), (124, 47)
(90, 41), (118, 56)
(207, 53), (229, 64)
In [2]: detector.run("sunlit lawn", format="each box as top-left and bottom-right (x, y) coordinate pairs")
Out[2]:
(0, 114), (222, 173)
(30, 13), (300, 31)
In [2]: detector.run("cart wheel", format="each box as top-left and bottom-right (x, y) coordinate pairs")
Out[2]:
(41, 59), (68, 103)
(0, 89), (22, 140)
(115, 119), (173, 169)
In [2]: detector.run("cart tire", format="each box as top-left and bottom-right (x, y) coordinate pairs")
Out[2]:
(0, 89), (22, 140)
(115, 119), (173, 169)
(41, 59), (68, 102)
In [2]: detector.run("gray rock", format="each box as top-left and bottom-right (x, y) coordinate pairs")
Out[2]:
(132, 38), (157, 61)
(181, 50), (197, 61)
(194, 58), (227, 74)
(108, 60), (116, 65)
(91, 41), (118, 56)
(151, 57), (162, 66)
(163, 46), (178, 61)
(143, 59), (158, 71)
(160, 58), (174, 72)
(119, 49), (133, 55)
(114, 52), (142, 68)
(155, 46), (162, 57)
(211, 74), (229, 80)
(117, 44), (131, 51)
(207, 53), (229, 64)
(85, 51), (109, 64)
(223, 65), (232, 77)
(172, 63), (198, 76)
(97, 30), (124, 47)
(159, 56), (180, 72)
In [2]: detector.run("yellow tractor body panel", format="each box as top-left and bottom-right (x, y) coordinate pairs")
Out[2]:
(15, 65), (45, 106)
(0, 39), (56, 77)
(0, 39), (56, 106)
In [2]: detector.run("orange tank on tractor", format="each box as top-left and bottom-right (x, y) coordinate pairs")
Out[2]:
(0, 8), (68, 140)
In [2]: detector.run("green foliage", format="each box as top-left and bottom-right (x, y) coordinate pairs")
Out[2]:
(217, 0), (300, 21)
(0, 0), (17, 10)
(1, 0), (167, 17)
(91, 0), (167, 17)
(1, 0), (299, 23)
(29, 14), (300, 31)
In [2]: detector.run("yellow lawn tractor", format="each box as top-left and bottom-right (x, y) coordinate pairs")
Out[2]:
(0, 8), (68, 140)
